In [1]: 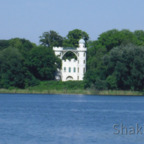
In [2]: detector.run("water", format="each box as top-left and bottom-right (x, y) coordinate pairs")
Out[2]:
(0, 94), (144, 144)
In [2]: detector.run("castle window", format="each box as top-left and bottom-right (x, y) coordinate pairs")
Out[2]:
(83, 60), (85, 64)
(78, 68), (79, 73)
(64, 67), (66, 72)
(69, 67), (71, 72)
(74, 67), (76, 72)
(83, 68), (85, 73)
(83, 53), (85, 57)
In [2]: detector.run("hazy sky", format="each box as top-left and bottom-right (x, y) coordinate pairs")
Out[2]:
(1, 0), (144, 44)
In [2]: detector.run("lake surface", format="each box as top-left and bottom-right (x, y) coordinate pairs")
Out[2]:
(0, 94), (144, 144)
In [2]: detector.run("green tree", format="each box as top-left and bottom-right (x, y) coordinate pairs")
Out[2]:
(85, 29), (144, 90)
(104, 44), (144, 90)
(97, 29), (137, 51)
(106, 75), (117, 89)
(134, 30), (144, 46)
(26, 46), (61, 80)
(63, 29), (89, 47)
(0, 40), (10, 50)
(9, 38), (35, 54)
(39, 30), (64, 48)
(0, 47), (38, 88)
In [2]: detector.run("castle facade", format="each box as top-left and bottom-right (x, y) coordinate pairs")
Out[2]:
(53, 39), (87, 81)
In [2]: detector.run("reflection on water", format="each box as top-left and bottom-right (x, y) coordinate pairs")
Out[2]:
(0, 94), (144, 144)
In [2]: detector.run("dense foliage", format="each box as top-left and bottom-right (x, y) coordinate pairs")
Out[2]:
(39, 30), (64, 48)
(26, 46), (61, 81)
(1, 29), (144, 91)
(104, 44), (144, 90)
(0, 47), (38, 88)
(63, 29), (89, 47)
(85, 29), (144, 91)
(0, 38), (61, 88)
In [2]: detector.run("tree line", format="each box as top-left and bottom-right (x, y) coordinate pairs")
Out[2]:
(1, 29), (144, 91)
(85, 29), (144, 91)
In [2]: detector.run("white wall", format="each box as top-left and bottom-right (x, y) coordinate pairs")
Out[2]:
(62, 59), (78, 81)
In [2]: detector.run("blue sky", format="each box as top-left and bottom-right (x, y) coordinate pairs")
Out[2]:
(1, 0), (144, 44)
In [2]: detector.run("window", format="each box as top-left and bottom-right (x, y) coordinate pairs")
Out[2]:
(69, 67), (71, 72)
(83, 60), (85, 64)
(83, 52), (85, 57)
(77, 76), (79, 80)
(64, 67), (66, 72)
(83, 68), (85, 73)
(74, 67), (76, 72)
(78, 68), (79, 73)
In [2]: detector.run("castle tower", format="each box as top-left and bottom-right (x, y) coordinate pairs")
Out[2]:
(77, 39), (87, 80)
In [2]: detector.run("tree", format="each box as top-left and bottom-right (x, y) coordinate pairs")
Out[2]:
(39, 30), (64, 47)
(103, 44), (144, 90)
(134, 30), (144, 46)
(106, 75), (117, 89)
(9, 38), (35, 54)
(97, 29), (137, 51)
(0, 47), (38, 88)
(63, 29), (89, 47)
(0, 40), (10, 50)
(85, 29), (144, 90)
(26, 46), (61, 80)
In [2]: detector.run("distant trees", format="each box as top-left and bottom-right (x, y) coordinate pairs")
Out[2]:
(103, 44), (144, 90)
(96, 29), (137, 51)
(9, 38), (35, 54)
(134, 30), (144, 46)
(0, 38), (39, 88)
(0, 47), (38, 88)
(63, 29), (89, 47)
(39, 30), (64, 48)
(0, 38), (61, 88)
(85, 29), (144, 91)
(26, 46), (61, 81)
(39, 29), (89, 48)
(0, 40), (9, 50)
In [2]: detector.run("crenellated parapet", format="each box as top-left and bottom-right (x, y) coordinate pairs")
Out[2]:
(62, 58), (77, 63)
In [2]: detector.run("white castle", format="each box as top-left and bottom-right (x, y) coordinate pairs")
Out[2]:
(53, 39), (87, 81)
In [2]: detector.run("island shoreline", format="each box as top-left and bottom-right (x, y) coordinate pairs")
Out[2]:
(0, 89), (143, 96)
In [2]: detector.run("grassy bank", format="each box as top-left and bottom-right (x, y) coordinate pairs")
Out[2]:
(0, 88), (143, 96)
(0, 81), (144, 96)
